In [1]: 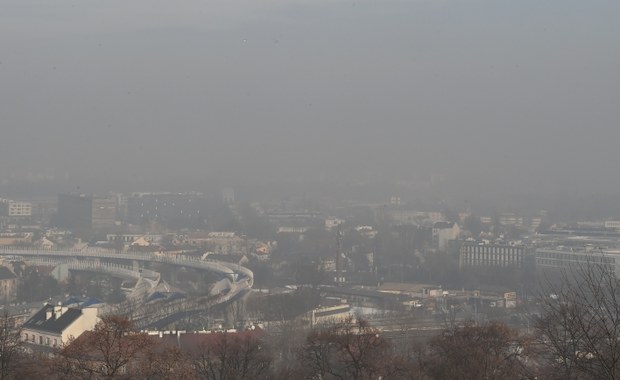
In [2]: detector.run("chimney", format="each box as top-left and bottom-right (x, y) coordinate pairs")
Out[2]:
(54, 305), (63, 319)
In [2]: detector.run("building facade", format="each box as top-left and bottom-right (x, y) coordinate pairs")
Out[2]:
(459, 242), (531, 269)
(22, 304), (99, 350)
(0, 199), (32, 217)
(126, 192), (208, 225)
(536, 247), (620, 275)
(56, 194), (117, 236)
(432, 221), (460, 251)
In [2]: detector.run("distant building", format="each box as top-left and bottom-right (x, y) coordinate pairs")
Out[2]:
(0, 232), (32, 246)
(459, 241), (532, 269)
(183, 232), (245, 255)
(325, 217), (345, 230)
(355, 225), (378, 239)
(55, 194), (117, 236)
(432, 222), (460, 251)
(106, 234), (163, 245)
(307, 304), (351, 327)
(499, 213), (523, 227)
(377, 282), (443, 299)
(605, 220), (620, 231)
(91, 196), (117, 230)
(126, 192), (207, 225)
(267, 211), (324, 228)
(222, 188), (235, 204)
(33, 237), (55, 250)
(536, 247), (620, 275)
(0, 199), (32, 217)
(387, 209), (442, 225)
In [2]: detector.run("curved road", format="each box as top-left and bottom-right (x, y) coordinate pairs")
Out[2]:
(0, 247), (254, 328)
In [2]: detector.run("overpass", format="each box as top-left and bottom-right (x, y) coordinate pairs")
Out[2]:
(22, 256), (162, 300)
(0, 247), (254, 328)
(0, 247), (252, 284)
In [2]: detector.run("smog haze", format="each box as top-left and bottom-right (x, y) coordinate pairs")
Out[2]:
(1, 0), (619, 201)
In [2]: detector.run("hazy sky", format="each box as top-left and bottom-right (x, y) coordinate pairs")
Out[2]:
(1, 0), (619, 195)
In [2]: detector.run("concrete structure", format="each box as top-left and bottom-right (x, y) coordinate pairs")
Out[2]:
(91, 196), (117, 230)
(2, 247), (254, 329)
(432, 221), (460, 251)
(536, 247), (620, 275)
(605, 220), (620, 231)
(22, 303), (99, 350)
(308, 304), (351, 327)
(125, 192), (207, 225)
(325, 217), (345, 230)
(459, 241), (531, 269)
(56, 194), (117, 235)
(106, 234), (163, 244)
(266, 211), (324, 228)
(0, 232), (32, 246)
(0, 199), (32, 217)
(221, 188), (235, 204)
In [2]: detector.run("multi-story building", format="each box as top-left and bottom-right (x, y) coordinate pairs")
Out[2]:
(55, 194), (117, 236)
(432, 221), (460, 251)
(0, 199), (32, 217)
(604, 220), (620, 231)
(536, 246), (620, 276)
(125, 192), (208, 225)
(459, 241), (532, 269)
(266, 211), (324, 228)
(183, 231), (246, 255)
(106, 234), (163, 244)
(91, 196), (117, 230)
(386, 209), (442, 225)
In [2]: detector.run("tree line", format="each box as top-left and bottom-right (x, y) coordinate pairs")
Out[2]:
(2, 260), (620, 379)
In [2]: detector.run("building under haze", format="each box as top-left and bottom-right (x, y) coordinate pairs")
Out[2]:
(125, 192), (208, 226)
(432, 221), (460, 251)
(266, 211), (324, 229)
(0, 199), (32, 217)
(55, 194), (117, 237)
(536, 246), (620, 276)
(459, 241), (532, 269)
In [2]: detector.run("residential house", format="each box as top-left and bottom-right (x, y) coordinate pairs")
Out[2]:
(21, 303), (99, 351)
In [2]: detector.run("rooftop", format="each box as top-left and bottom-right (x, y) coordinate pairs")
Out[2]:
(0, 267), (17, 281)
(22, 304), (83, 334)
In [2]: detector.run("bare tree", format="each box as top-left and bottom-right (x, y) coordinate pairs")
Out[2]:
(140, 345), (196, 380)
(424, 321), (527, 380)
(299, 317), (406, 380)
(0, 312), (23, 380)
(536, 262), (620, 379)
(53, 315), (153, 379)
(192, 332), (272, 380)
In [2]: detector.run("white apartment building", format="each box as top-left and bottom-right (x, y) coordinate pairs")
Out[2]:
(0, 199), (32, 217)
(536, 247), (620, 276)
(460, 242), (531, 269)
